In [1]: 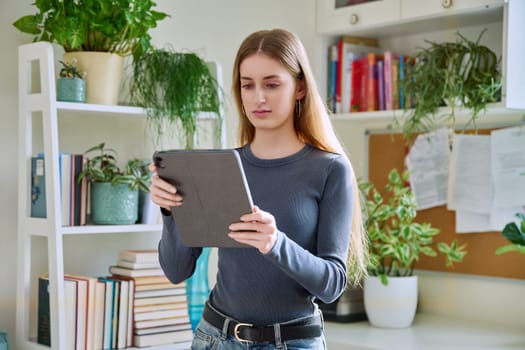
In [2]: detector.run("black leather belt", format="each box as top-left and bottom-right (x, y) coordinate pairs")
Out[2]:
(202, 303), (323, 343)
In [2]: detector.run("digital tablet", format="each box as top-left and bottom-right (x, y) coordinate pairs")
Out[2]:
(152, 149), (253, 248)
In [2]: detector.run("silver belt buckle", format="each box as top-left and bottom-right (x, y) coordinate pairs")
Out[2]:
(233, 322), (253, 343)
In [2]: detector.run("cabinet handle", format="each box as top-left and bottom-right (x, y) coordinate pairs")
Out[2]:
(441, 0), (452, 8)
(350, 13), (359, 25)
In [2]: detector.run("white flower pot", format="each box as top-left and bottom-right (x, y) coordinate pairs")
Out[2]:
(364, 275), (418, 328)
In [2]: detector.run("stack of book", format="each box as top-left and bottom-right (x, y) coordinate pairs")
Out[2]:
(111, 250), (193, 348)
(37, 272), (125, 350)
(327, 35), (414, 114)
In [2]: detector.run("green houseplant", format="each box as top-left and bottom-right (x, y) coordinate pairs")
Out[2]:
(359, 168), (467, 328)
(13, 0), (169, 105)
(13, 0), (168, 59)
(361, 168), (467, 284)
(57, 58), (86, 103)
(78, 142), (150, 224)
(399, 30), (501, 138)
(130, 47), (221, 148)
(495, 213), (525, 255)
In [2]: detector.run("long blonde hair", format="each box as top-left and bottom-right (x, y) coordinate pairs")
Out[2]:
(232, 29), (368, 285)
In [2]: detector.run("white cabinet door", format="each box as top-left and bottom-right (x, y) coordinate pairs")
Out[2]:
(502, 0), (525, 109)
(401, 0), (504, 21)
(316, 0), (401, 34)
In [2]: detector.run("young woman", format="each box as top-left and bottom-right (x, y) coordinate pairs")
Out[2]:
(149, 28), (366, 350)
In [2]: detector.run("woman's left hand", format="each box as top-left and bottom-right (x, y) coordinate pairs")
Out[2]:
(228, 205), (277, 254)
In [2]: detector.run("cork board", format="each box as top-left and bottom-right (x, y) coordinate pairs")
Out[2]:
(367, 129), (525, 279)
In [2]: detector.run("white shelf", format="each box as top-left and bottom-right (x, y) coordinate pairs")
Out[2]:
(331, 103), (525, 124)
(61, 223), (162, 235)
(23, 219), (161, 238)
(56, 101), (219, 120)
(16, 41), (224, 350)
(325, 313), (524, 350)
(56, 101), (145, 114)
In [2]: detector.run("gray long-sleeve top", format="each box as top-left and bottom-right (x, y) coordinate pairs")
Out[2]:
(158, 144), (354, 325)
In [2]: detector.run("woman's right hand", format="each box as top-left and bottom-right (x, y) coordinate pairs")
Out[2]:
(148, 163), (184, 210)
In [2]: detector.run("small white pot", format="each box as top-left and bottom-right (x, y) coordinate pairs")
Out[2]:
(364, 275), (418, 328)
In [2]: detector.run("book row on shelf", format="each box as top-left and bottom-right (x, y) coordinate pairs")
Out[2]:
(328, 35), (414, 115)
(30, 154), (160, 226)
(37, 250), (193, 349)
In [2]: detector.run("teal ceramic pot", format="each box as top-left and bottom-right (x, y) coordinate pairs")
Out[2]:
(57, 77), (86, 103)
(90, 182), (139, 225)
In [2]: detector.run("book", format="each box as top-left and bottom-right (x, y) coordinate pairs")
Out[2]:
(383, 51), (398, 110)
(118, 250), (159, 264)
(377, 60), (385, 111)
(350, 59), (364, 112)
(135, 301), (187, 314)
(106, 275), (136, 349)
(131, 275), (172, 286)
(134, 308), (189, 322)
(70, 154), (83, 226)
(109, 265), (164, 278)
(134, 322), (191, 336)
(399, 54), (405, 109)
(134, 314), (191, 330)
(367, 52), (383, 111)
(31, 156), (46, 218)
(134, 294), (188, 307)
(116, 279), (129, 349)
(116, 259), (161, 270)
(338, 35), (378, 113)
(392, 57), (400, 110)
(65, 274), (101, 350)
(92, 280), (106, 350)
(135, 287), (186, 299)
(98, 277), (116, 350)
(37, 276), (51, 346)
(357, 55), (369, 112)
(133, 329), (193, 348)
(135, 282), (183, 292)
(60, 153), (71, 226)
(37, 274), (77, 349)
(64, 275), (88, 350)
(80, 156), (88, 225)
(327, 43), (338, 112)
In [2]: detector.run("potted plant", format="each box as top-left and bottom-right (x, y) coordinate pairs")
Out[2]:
(57, 58), (86, 103)
(358, 168), (467, 328)
(130, 47), (221, 148)
(13, 0), (169, 105)
(399, 30), (501, 139)
(77, 142), (150, 225)
(495, 213), (525, 255)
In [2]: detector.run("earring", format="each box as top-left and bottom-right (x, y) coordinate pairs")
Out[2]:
(295, 99), (302, 118)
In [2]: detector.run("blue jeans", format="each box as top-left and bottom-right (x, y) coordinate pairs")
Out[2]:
(190, 311), (327, 350)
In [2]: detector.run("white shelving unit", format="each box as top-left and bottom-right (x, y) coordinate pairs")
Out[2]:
(316, 0), (525, 115)
(16, 41), (224, 350)
(315, 0), (525, 177)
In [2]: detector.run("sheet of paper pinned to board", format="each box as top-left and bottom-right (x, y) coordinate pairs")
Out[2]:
(405, 127), (450, 210)
(491, 125), (525, 209)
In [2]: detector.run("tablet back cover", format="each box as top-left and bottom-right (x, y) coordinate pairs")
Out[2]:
(153, 149), (253, 247)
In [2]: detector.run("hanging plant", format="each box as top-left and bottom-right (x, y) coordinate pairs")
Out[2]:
(399, 29), (501, 139)
(130, 47), (221, 148)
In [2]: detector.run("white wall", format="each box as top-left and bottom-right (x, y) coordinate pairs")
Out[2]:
(0, 0), (317, 347)
(1, 0), (524, 348)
